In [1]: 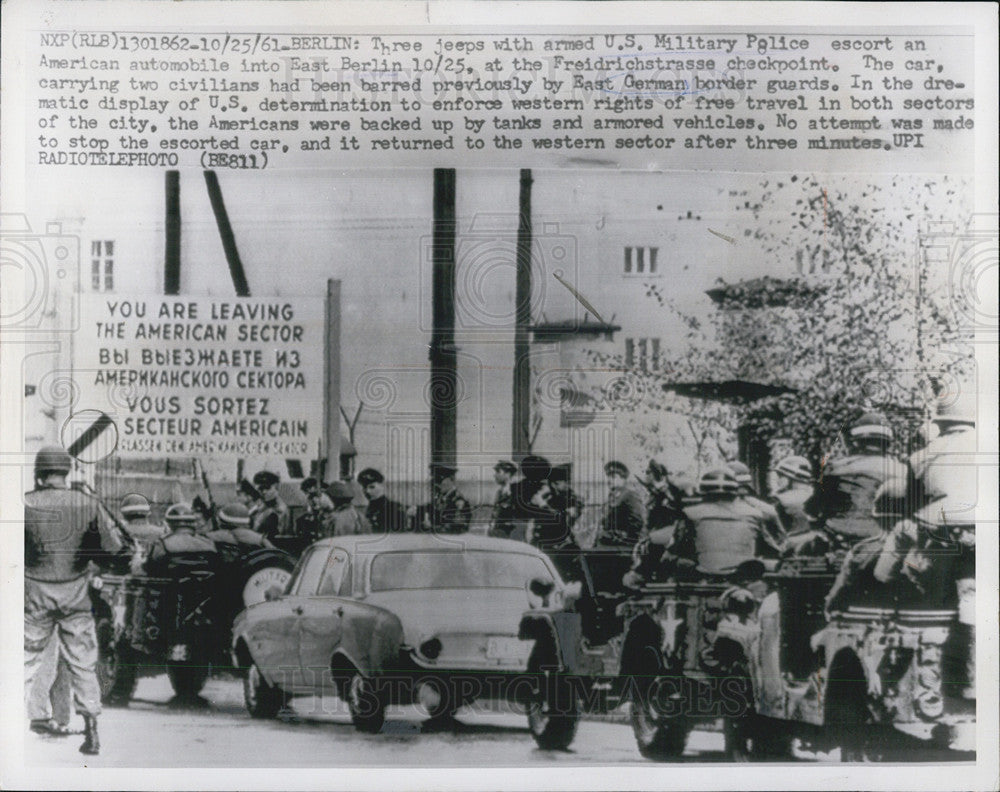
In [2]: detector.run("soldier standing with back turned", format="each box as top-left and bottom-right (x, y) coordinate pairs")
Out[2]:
(24, 445), (125, 755)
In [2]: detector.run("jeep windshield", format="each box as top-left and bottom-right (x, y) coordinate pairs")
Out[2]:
(369, 550), (553, 592)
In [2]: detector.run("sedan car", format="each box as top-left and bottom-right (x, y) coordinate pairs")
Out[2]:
(231, 533), (563, 732)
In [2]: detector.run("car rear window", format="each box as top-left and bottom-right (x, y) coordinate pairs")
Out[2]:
(369, 550), (553, 592)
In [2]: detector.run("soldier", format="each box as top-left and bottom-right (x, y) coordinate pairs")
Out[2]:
(591, 461), (646, 594)
(489, 460), (518, 538)
(908, 391), (976, 506)
(118, 493), (165, 573)
(643, 459), (685, 536)
(357, 468), (408, 533)
(24, 445), (125, 755)
(786, 412), (907, 556)
(249, 470), (291, 542)
(508, 455), (557, 543)
(659, 468), (785, 579)
(769, 455), (814, 536)
(328, 481), (372, 537)
(874, 487), (975, 699)
(296, 477), (335, 543)
(597, 461), (647, 548)
(824, 478), (909, 617)
(415, 464), (472, 534)
(146, 504), (220, 573)
(729, 460), (787, 548)
(206, 503), (274, 548)
(537, 462), (584, 581)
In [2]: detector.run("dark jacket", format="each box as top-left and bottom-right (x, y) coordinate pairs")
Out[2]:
(366, 495), (409, 533)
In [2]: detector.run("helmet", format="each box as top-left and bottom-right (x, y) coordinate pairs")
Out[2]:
(328, 481), (355, 502)
(120, 493), (151, 517)
(934, 390), (975, 425)
(164, 503), (199, 529)
(849, 412), (892, 442)
(699, 467), (739, 496)
(726, 460), (752, 486)
(773, 455), (812, 484)
(218, 502), (251, 528)
(34, 445), (72, 476)
(871, 478), (910, 519)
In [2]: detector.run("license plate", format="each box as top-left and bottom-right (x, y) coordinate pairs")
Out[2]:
(486, 636), (531, 663)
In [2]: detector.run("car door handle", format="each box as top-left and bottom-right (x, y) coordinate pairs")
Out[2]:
(293, 606), (304, 615)
(335, 606), (344, 617)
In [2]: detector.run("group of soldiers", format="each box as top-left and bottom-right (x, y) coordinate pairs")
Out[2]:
(22, 391), (978, 755)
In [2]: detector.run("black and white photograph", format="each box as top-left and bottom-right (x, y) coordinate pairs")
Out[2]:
(1, 3), (997, 790)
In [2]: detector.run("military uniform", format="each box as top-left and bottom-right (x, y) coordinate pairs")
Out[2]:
(490, 483), (516, 538)
(667, 497), (784, 577)
(597, 486), (646, 548)
(365, 495), (409, 533)
(773, 487), (812, 535)
(251, 498), (292, 542)
(24, 483), (124, 721)
(908, 423), (976, 505)
(146, 525), (219, 571)
(823, 534), (894, 615)
(431, 487), (472, 534)
(787, 452), (906, 556)
(330, 505), (372, 537)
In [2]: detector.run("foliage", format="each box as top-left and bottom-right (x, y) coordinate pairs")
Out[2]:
(592, 174), (973, 470)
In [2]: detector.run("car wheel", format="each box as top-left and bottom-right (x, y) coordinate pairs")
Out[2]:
(243, 662), (285, 718)
(347, 672), (385, 733)
(630, 679), (690, 760)
(95, 615), (138, 706)
(166, 661), (209, 699)
(526, 671), (579, 750)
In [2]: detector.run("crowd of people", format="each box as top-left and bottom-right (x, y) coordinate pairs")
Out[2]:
(22, 391), (977, 755)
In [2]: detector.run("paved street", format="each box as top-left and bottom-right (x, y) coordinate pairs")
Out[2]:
(25, 673), (730, 767)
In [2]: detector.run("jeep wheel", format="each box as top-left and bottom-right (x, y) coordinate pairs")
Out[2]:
(95, 616), (138, 706)
(347, 672), (385, 733)
(244, 662), (284, 718)
(236, 554), (294, 610)
(526, 671), (579, 751)
(631, 680), (690, 760)
(166, 661), (209, 699)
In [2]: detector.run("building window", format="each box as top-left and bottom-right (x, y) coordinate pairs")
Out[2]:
(624, 246), (659, 276)
(91, 240), (114, 291)
(625, 337), (662, 371)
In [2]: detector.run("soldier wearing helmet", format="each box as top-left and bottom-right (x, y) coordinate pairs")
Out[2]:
(824, 477), (910, 617)
(658, 467), (784, 579)
(206, 503), (274, 549)
(728, 460), (787, 549)
(769, 455), (814, 536)
(24, 445), (124, 755)
(907, 390), (977, 508)
(119, 494), (165, 549)
(146, 503), (219, 573)
(787, 412), (907, 557)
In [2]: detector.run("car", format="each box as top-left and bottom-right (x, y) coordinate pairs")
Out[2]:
(230, 533), (562, 732)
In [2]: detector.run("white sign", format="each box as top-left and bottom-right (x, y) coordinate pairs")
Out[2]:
(75, 293), (325, 459)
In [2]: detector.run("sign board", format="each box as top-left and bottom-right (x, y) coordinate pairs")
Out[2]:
(74, 294), (325, 460)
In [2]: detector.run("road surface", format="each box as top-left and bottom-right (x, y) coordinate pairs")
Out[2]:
(26, 673), (735, 768)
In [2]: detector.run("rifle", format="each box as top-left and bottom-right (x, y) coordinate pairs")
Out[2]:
(193, 458), (220, 531)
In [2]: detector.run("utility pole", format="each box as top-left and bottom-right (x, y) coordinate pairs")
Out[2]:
(512, 169), (533, 461)
(164, 170), (181, 294)
(430, 169), (457, 469)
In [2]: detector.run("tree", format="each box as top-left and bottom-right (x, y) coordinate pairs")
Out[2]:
(591, 174), (974, 475)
